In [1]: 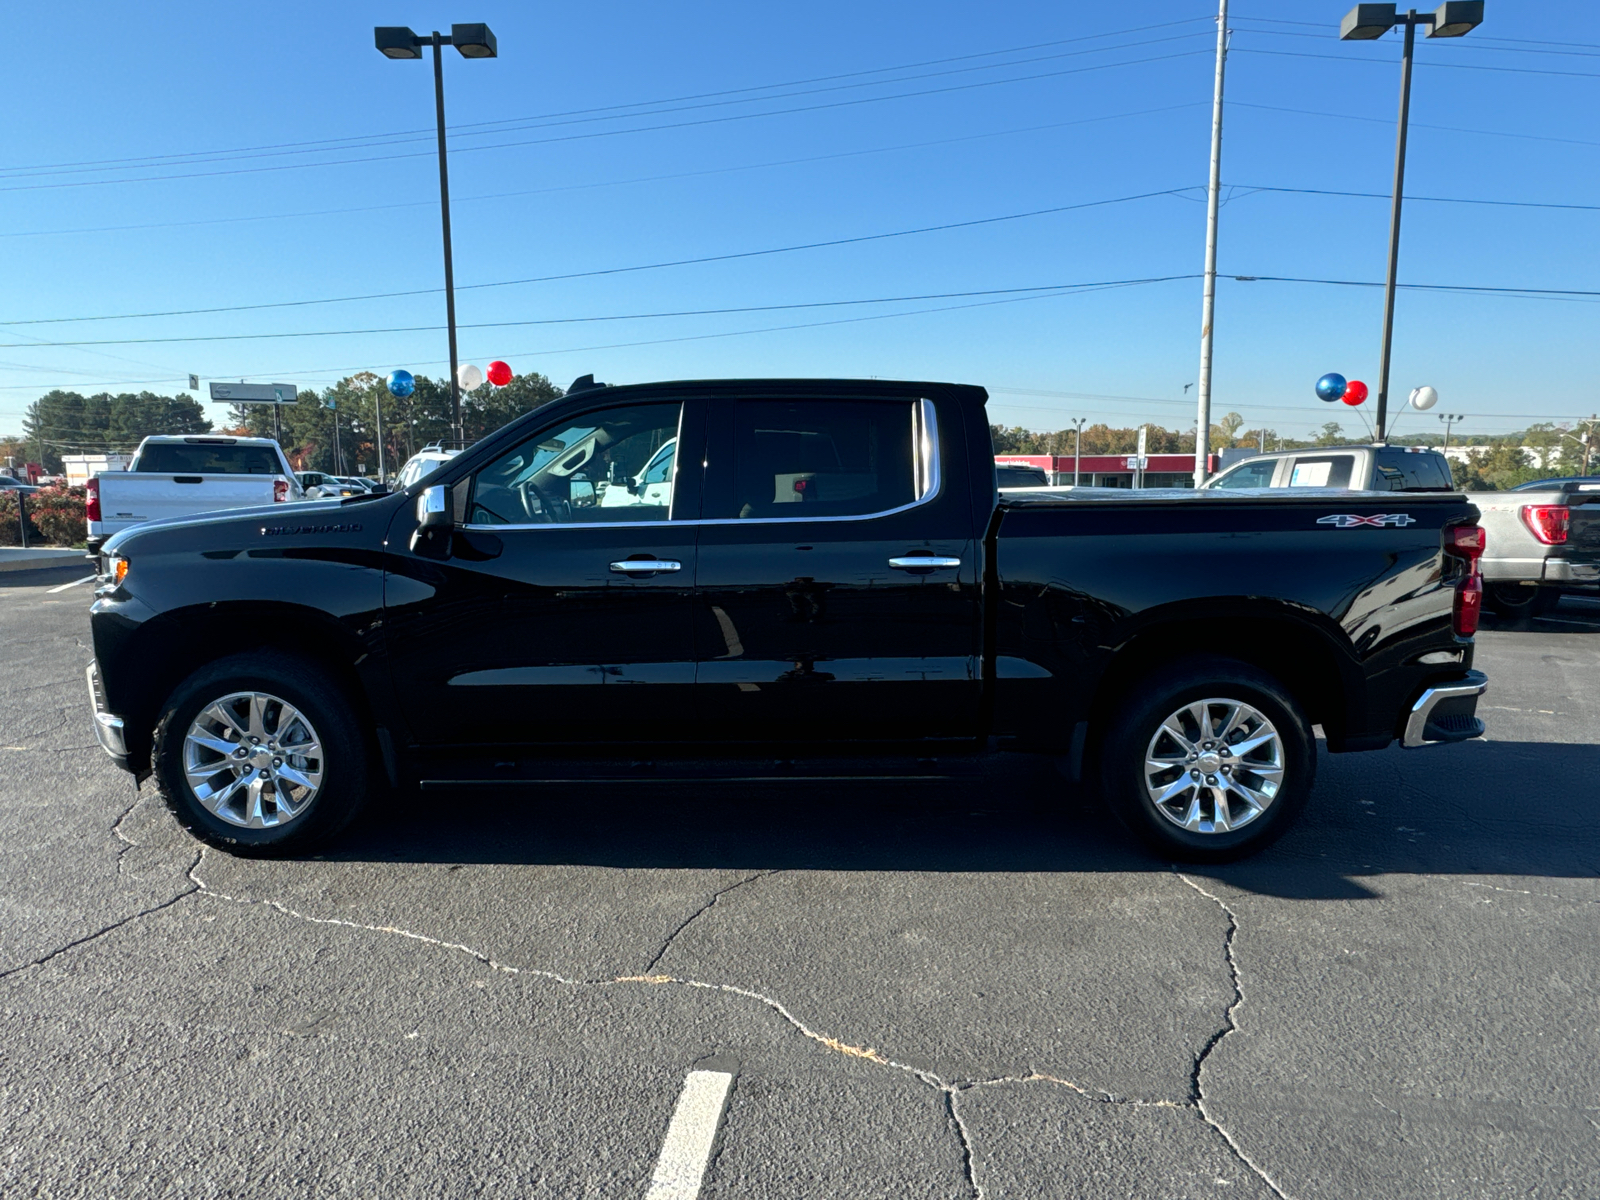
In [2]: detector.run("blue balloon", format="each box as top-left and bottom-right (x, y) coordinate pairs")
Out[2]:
(1315, 372), (1347, 403)
(386, 369), (415, 398)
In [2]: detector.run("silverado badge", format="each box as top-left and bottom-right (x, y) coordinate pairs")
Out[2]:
(1317, 514), (1416, 528)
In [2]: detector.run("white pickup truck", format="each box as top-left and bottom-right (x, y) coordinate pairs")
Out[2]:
(86, 435), (305, 558)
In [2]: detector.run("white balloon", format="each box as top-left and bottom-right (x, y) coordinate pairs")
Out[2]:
(1409, 385), (1438, 411)
(457, 363), (484, 390)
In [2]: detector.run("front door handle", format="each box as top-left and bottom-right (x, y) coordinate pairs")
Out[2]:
(610, 559), (683, 573)
(889, 556), (961, 571)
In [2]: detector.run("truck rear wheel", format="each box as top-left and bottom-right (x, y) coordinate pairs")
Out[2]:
(152, 652), (368, 856)
(1100, 657), (1314, 862)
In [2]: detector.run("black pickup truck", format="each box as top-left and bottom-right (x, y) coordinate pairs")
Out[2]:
(86, 377), (1489, 861)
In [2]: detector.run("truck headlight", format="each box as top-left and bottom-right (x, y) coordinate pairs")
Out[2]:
(106, 555), (129, 587)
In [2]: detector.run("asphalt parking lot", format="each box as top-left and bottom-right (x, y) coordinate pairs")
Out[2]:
(2, 564), (1597, 1199)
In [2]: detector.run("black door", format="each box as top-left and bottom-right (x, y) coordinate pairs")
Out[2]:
(384, 399), (704, 750)
(692, 393), (982, 747)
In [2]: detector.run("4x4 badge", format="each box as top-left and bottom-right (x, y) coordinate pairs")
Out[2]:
(1317, 513), (1416, 528)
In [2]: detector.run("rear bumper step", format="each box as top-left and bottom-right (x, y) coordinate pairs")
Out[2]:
(1401, 670), (1488, 749)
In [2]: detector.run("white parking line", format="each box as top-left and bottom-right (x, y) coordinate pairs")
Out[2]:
(46, 574), (96, 594)
(644, 1069), (735, 1200)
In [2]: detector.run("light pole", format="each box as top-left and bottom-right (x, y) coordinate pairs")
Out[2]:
(1340, 2), (1483, 442)
(1438, 411), (1464, 448)
(1070, 417), (1087, 485)
(375, 23), (498, 448)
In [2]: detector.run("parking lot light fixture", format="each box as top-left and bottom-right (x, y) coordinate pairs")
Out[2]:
(1339, 2), (1483, 442)
(374, 26), (424, 59)
(374, 21), (498, 447)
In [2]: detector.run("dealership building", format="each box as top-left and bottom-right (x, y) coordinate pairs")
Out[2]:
(994, 453), (1219, 489)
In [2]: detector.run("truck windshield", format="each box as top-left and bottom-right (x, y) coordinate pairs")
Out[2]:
(134, 444), (283, 475)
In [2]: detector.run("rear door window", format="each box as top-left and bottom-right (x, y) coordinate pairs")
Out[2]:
(1287, 455), (1354, 488)
(712, 399), (918, 519)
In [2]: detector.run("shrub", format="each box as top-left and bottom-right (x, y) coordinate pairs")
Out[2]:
(0, 485), (85, 546)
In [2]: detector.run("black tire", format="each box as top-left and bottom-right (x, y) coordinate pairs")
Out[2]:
(1485, 582), (1558, 618)
(153, 651), (369, 856)
(1100, 656), (1315, 863)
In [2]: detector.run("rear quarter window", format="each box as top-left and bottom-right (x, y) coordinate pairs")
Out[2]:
(1375, 449), (1452, 491)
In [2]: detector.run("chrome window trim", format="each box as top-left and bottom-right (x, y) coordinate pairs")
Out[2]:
(462, 396), (942, 532)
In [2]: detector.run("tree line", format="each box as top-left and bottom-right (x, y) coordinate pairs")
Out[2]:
(8, 371), (563, 477)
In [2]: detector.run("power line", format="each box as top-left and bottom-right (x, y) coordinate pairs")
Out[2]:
(0, 104), (1200, 242)
(0, 187), (1196, 326)
(1232, 275), (1600, 300)
(3, 31), (1216, 185)
(0, 47), (1214, 194)
(0, 18), (1212, 178)
(1231, 100), (1600, 149)
(0, 277), (1204, 349)
(1232, 46), (1600, 80)
(1231, 184), (1600, 212)
(1229, 22), (1600, 60)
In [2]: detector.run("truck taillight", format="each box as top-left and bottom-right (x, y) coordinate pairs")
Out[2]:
(1520, 504), (1569, 545)
(1448, 523), (1485, 564)
(1453, 573), (1482, 637)
(85, 477), (101, 522)
(1446, 523), (1484, 637)
(274, 479), (289, 503)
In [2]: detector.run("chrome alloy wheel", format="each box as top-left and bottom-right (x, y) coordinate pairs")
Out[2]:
(182, 691), (324, 829)
(1143, 698), (1284, 834)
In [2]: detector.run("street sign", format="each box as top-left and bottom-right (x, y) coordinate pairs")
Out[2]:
(188, 374), (199, 390)
(209, 382), (299, 403)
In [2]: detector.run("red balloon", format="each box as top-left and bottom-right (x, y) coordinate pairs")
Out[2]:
(485, 360), (513, 387)
(1342, 379), (1369, 406)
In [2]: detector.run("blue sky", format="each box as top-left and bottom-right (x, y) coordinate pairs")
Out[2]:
(1, 1), (1596, 442)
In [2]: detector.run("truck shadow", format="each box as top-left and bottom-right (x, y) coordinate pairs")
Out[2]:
(336, 739), (1600, 901)
(1479, 594), (1600, 634)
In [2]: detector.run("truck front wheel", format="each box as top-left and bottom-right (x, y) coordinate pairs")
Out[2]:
(152, 652), (368, 855)
(1101, 657), (1314, 862)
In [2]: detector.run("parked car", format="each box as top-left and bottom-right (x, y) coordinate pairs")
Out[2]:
(1205, 444), (1455, 493)
(995, 463), (1051, 489)
(0, 475), (41, 495)
(393, 445), (460, 490)
(1467, 476), (1600, 615)
(86, 436), (305, 560)
(87, 377), (1487, 862)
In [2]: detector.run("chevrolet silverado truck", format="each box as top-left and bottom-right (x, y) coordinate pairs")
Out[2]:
(86, 435), (306, 560)
(85, 378), (1489, 861)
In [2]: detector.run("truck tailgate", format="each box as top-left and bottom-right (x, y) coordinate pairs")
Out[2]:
(95, 473), (281, 534)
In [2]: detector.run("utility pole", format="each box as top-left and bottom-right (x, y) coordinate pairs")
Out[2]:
(1071, 417), (1087, 485)
(1438, 412), (1464, 449)
(1193, 0), (1229, 488)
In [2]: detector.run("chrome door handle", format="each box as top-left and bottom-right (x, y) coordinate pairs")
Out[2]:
(889, 556), (961, 570)
(610, 559), (682, 573)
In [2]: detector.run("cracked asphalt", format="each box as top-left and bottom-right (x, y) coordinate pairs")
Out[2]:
(3, 566), (1598, 1199)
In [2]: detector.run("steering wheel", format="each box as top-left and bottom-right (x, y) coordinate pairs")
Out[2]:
(518, 478), (566, 523)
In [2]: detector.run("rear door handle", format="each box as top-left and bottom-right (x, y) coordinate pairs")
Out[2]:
(889, 556), (961, 571)
(610, 559), (682, 573)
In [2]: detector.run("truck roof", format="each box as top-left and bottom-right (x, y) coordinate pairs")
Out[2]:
(137, 435), (281, 446)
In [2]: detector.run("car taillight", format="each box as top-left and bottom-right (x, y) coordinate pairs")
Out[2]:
(274, 479), (289, 503)
(85, 477), (101, 522)
(1453, 573), (1482, 637)
(1520, 504), (1569, 545)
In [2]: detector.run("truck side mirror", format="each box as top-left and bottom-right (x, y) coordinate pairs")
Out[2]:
(410, 484), (453, 558)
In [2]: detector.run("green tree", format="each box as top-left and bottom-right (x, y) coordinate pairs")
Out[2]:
(1313, 422), (1345, 447)
(21, 390), (209, 472)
